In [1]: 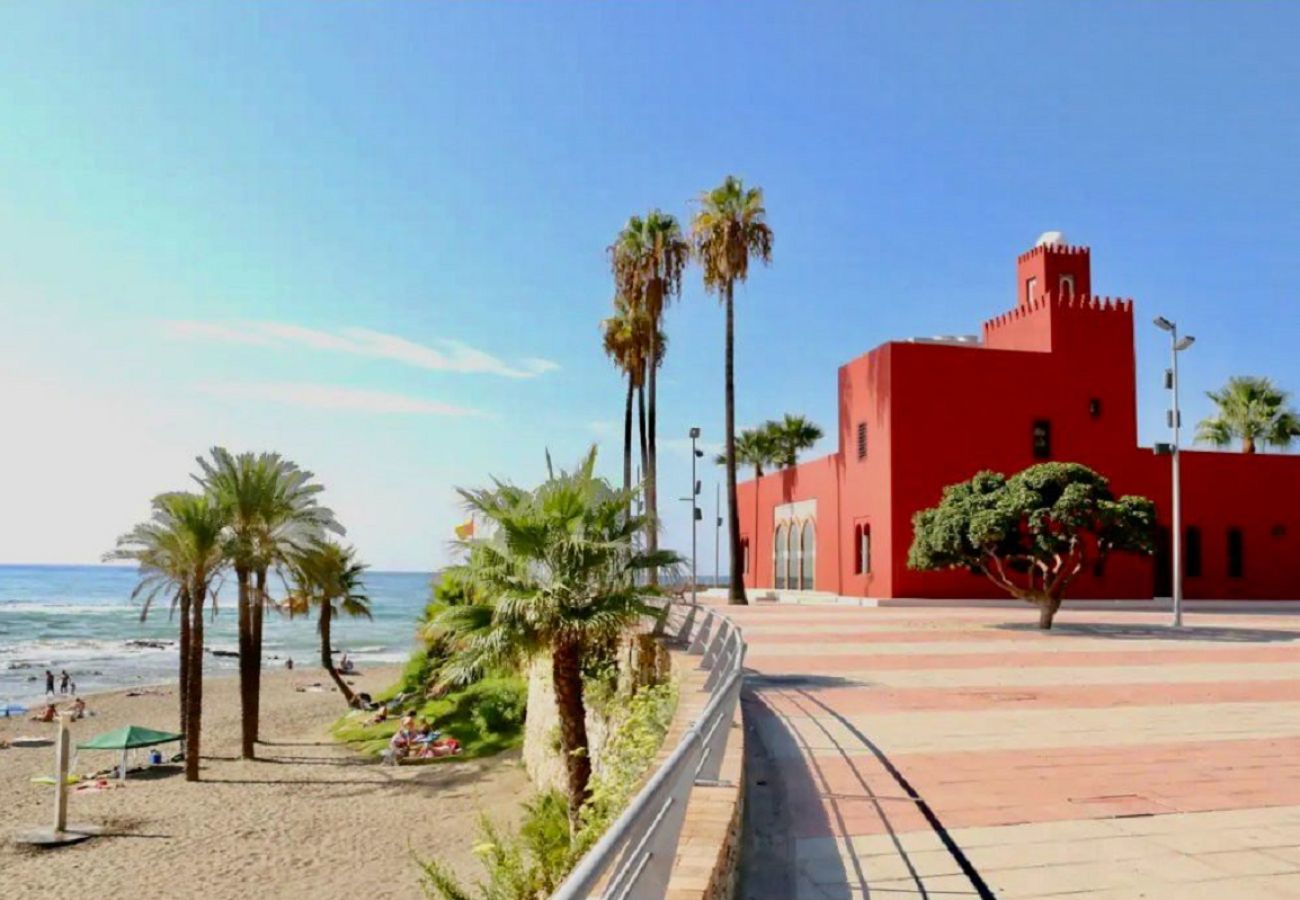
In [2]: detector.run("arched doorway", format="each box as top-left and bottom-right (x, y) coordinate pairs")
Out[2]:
(800, 520), (815, 590)
(774, 524), (788, 589)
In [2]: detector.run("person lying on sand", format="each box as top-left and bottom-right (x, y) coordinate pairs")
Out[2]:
(30, 702), (57, 723)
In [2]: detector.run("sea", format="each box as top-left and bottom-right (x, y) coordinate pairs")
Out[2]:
(0, 564), (431, 708)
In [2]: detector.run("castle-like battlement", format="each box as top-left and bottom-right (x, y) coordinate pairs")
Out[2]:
(1016, 243), (1091, 263)
(983, 292), (1133, 332)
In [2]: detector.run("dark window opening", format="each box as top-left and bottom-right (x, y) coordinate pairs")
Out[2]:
(741, 538), (750, 575)
(856, 422), (867, 460)
(1185, 526), (1202, 578)
(1227, 528), (1244, 578)
(1089, 398), (1102, 418)
(854, 525), (871, 575)
(1032, 420), (1052, 459)
(1026, 276), (1038, 305)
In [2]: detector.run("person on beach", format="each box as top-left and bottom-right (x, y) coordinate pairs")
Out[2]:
(31, 701), (57, 723)
(45, 670), (55, 696)
(285, 658), (294, 670)
(70, 697), (87, 720)
(59, 670), (70, 694)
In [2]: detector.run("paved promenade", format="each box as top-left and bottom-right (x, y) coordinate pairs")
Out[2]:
(732, 602), (1300, 899)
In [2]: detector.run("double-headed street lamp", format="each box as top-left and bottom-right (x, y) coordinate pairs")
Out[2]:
(680, 427), (703, 605)
(1154, 316), (1195, 628)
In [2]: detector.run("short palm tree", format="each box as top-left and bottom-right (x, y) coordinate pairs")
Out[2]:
(768, 414), (824, 468)
(437, 447), (678, 830)
(1196, 376), (1300, 454)
(691, 176), (773, 604)
(286, 542), (372, 707)
(715, 426), (779, 480)
(109, 492), (225, 782)
(610, 211), (690, 586)
(195, 448), (339, 757)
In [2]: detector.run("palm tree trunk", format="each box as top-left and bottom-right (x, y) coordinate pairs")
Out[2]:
(551, 639), (592, 831)
(1243, 436), (1256, 454)
(646, 333), (659, 587)
(320, 603), (358, 707)
(637, 382), (648, 487)
(178, 587), (191, 735)
(235, 566), (256, 759)
(622, 375), (634, 497)
(251, 567), (266, 742)
(185, 580), (205, 782)
(725, 280), (747, 604)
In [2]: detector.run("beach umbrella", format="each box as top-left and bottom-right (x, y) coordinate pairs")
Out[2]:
(77, 725), (182, 781)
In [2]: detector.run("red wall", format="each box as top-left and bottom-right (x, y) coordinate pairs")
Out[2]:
(737, 240), (1300, 601)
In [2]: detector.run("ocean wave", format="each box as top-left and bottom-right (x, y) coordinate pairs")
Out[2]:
(0, 603), (140, 615)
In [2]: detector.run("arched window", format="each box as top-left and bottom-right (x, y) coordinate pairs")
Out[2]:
(774, 524), (787, 589)
(785, 524), (797, 590)
(800, 521), (815, 590)
(1060, 274), (1075, 298)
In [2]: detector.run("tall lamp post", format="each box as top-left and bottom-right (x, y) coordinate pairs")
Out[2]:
(680, 428), (703, 605)
(1154, 316), (1195, 628)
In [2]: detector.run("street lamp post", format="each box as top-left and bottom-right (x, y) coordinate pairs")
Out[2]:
(680, 428), (703, 605)
(1154, 316), (1195, 628)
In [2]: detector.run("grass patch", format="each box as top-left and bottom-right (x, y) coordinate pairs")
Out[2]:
(332, 674), (527, 762)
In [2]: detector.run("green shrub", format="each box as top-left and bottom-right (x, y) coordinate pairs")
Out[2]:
(468, 679), (527, 734)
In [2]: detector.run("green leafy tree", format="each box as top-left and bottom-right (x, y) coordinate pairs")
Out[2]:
(195, 448), (339, 757)
(610, 211), (690, 586)
(286, 541), (372, 707)
(907, 463), (1155, 630)
(691, 176), (773, 604)
(109, 492), (225, 781)
(436, 447), (678, 830)
(1196, 375), (1300, 454)
(766, 414), (824, 468)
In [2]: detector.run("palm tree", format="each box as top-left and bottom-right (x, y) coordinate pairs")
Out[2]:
(286, 542), (372, 707)
(691, 176), (773, 604)
(195, 448), (338, 758)
(768, 414), (824, 468)
(1196, 376), (1300, 454)
(715, 426), (779, 480)
(109, 492), (225, 782)
(437, 447), (678, 830)
(602, 297), (649, 496)
(610, 211), (690, 586)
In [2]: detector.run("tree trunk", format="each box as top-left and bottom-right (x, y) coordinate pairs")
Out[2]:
(236, 566), (256, 759)
(251, 567), (267, 742)
(637, 383), (648, 491)
(320, 603), (358, 707)
(1037, 594), (1063, 630)
(1243, 436), (1256, 454)
(185, 580), (205, 782)
(646, 330), (659, 587)
(622, 375), (634, 498)
(551, 641), (592, 831)
(178, 587), (191, 736)
(725, 280), (747, 604)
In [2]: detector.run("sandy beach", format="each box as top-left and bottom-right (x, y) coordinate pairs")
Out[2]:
(0, 665), (529, 900)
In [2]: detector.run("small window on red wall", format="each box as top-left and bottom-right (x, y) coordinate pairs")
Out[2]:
(854, 524), (871, 575)
(740, 538), (750, 575)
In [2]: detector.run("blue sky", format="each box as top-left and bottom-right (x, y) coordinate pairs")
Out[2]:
(2, 2), (1298, 571)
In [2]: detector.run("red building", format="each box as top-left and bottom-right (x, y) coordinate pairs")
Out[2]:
(737, 236), (1300, 601)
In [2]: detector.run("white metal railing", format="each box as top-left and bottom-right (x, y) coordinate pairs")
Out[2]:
(552, 601), (746, 900)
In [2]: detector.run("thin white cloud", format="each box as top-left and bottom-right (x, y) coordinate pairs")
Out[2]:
(165, 320), (559, 379)
(200, 381), (488, 417)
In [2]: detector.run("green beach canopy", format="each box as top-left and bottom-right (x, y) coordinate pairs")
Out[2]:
(78, 725), (182, 751)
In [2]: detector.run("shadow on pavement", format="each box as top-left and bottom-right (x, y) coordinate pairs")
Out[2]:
(995, 621), (1300, 642)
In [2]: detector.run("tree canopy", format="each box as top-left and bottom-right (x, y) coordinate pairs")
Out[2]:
(907, 463), (1155, 629)
(1196, 375), (1300, 454)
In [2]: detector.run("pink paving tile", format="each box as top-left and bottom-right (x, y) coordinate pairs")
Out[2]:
(757, 679), (1300, 714)
(745, 644), (1300, 672)
(785, 737), (1300, 837)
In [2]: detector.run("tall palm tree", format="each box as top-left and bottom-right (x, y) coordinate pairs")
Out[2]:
(195, 448), (337, 758)
(602, 297), (648, 497)
(715, 426), (779, 480)
(610, 211), (690, 586)
(110, 492), (225, 782)
(438, 447), (678, 831)
(691, 176), (773, 604)
(1196, 376), (1300, 454)
(286, 542), (372, 707)
(768, 414), (824, 468)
